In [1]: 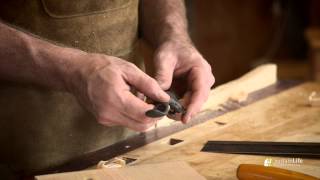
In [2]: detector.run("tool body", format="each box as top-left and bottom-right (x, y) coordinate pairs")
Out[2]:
(145, 91), (186, 118)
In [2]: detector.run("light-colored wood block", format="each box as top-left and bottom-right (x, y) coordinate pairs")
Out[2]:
(35, 161), (206, 180)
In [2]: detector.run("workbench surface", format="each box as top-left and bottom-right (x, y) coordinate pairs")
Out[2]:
(34, 65), (320, 180)
(121, 82), (320, 179)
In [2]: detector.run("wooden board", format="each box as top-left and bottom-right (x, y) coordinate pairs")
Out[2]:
(156, 63), (277, 128)
(35, 161), (206, 180)
(32, 64), (320, 179)
(32, 64), (281, 176)
(116, 82), (320, 179)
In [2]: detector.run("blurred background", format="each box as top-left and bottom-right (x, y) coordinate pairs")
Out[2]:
(185, 0), (320, 85)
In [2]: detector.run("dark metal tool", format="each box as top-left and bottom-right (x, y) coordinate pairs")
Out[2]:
(145, 91), (186, 118)
(201, 141), (320, 158)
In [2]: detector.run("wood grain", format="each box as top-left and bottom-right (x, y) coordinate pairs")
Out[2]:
(119, 82), (320, 179)
(35, 161), (206, 180)
(156, 63), (277, 128)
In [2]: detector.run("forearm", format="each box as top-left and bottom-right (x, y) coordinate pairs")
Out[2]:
(140, 0), (191, 47)
(0, 21), (88, 91)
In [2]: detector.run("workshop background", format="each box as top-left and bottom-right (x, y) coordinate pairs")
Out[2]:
(185, 0), (320, 85)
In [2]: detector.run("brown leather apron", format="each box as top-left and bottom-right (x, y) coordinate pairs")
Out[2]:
(0, 0), (140, 174)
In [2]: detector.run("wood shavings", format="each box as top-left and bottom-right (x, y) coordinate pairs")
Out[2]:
(308, 91), (320, 106)
(229, 91), (248, 103)
(97, 157), (126, 169)
(217, 106), (225, 111)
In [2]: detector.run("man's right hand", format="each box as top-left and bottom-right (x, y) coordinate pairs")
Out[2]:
(0, 22), (169, 132)
(68, 53), (170, 132)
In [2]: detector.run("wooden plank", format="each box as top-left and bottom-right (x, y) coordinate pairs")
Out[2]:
(156, 64), (277, 128)
(31, 64), (284, 175)
(118, 82), (320, 179)
(35, 161), (206, 180)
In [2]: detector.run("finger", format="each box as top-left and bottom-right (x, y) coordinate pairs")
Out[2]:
(168, 91), (191, 122)
(100, 115), (156, 132)
(123, 64), (170, 102)
(136, 92), (146, 101)
(182, 68), (211, 123)
(167, 96), (189, 121)
(120, 110), (157, 132)
(154, 53), (176, 90)
(122, 91), (163, 123)
(124, 120), (156, 132)
(182, 90), (208, 123)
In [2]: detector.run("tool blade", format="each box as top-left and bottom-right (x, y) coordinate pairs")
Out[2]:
(201, 141), (320, 158)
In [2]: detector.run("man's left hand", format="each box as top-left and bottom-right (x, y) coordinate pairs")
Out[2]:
(153, 40), (215, 123)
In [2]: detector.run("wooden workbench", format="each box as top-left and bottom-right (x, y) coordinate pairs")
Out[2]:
(121, 81), (320, 179)
(35, 64), (320, 179)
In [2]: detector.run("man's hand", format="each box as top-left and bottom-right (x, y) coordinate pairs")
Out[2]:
(0, 21), (170, 132)
(69, 53), (170, 132)
(153, 40), (215, 123)
(140, 0), (215, 123)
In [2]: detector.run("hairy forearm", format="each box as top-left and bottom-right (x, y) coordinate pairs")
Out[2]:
(0, 21), (88, 90)
(140, 0), (191, 47)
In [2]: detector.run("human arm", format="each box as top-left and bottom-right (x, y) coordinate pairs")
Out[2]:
(0, 21), (169, 131)
(140, 0), (215, 123)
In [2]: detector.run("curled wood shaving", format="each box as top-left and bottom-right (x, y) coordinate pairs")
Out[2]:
(97, 157), (126, 169)
(309, 91), (320, 106)
(229, 91), (248, 103)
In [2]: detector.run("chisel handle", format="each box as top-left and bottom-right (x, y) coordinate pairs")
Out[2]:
(237, 164), (319, 180)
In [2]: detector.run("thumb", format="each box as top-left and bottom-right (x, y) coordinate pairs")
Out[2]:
(154, 55), (175, 90)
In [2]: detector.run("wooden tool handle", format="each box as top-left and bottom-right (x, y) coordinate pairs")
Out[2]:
(237, 164), (319, 180)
